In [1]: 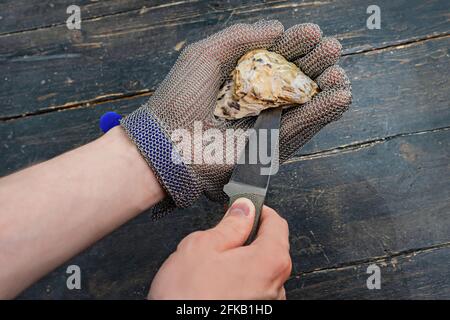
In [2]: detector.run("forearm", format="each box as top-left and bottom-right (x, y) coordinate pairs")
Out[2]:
(0, 126), (165, 298)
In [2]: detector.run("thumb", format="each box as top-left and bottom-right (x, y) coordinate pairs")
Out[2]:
(209, 198), (255, 251)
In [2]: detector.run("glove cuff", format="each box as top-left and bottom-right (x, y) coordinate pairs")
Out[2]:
(120, 107), (202, 208)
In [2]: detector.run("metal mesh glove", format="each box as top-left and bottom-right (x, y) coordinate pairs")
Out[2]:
(121, 20), (352, 216)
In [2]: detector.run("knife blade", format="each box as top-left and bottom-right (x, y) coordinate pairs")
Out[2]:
(223, 107), (282, 245)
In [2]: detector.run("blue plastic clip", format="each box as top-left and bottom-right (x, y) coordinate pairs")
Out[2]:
(99, 111), (122, 133)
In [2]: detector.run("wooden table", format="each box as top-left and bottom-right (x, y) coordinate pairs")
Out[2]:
(1, 0), (449, 299)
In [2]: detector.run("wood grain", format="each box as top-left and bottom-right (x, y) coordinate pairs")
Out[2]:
(0, 0), (448, 118)
(286, 245), (450, 299)
(276, 129), (450, 274)
(16, 127), (450, 299)
(1, 36), (448, 175)
(1, 0), (449, 300)
(0, 1), (292, 35)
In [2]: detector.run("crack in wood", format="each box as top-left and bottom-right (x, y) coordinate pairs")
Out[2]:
(0, 90), (152, 122)
(1, 32), (447, 123)
(343, 33), (450, 56)
(285, 126), (450, 163)
(234, 0), (331, 15)
(0, 0), (290, 38)
(290, 240), (450, 278)
(0, 0), (203, 37)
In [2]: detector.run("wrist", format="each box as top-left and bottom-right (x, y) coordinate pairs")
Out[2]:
(101, 126), (166, 211)
(120, 109), (202, 209)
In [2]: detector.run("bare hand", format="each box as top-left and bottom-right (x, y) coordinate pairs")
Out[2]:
(148, 198), (292, 300)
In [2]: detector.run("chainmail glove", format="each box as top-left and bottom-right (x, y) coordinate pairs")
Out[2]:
(121, 20), (352, 216)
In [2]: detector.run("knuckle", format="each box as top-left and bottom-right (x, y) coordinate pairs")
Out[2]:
(333, 65), (347, 76)
(270, 252), (292, 278)
(278, 288), (287, 300)
(267, 20), (284, 36)
(280, 254), (293, 276)
(335, 88), (353, 106)
(177, 231), (209, 250)
(323, 37), (342, 50)
(330, 66), (350, 84)
(276, 216), (290, 240)
(270, 243), (292, 274)
(266, 288), (280, 300)
(279, 216), (289, 230)
(191, 230), (211, 243)
(263, 205), (278, 216)
(344, 88), (353, 103)
(328, 39), (342, 56)
(255, 249), (292, 286)
(299, 23), (322, 38)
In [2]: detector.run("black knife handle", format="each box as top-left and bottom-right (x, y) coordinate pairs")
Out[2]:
(228, 193), (266, 245)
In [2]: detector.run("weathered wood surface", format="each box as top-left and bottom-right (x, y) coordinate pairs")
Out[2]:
(0, 0), (276, 35)
(287, 246), (450, 299)
(0, 0), (449, 118)
(1, 36), (448, 173)
(281, 129), (450, 274)
(16, 127), (450, 299)
(0, 0), (176, 35)
(0, 0), (449, 299)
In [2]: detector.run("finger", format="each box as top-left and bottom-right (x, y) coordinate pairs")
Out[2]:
(316, 65), (351, 90)
(193, 20), (284, 74)
(246, 207), (292, 285)
(295, 37), (342, 79)
(164, 20), (283, 89)
(252, 205), (290, 251)
(269, 23), (322, 61)
(277, 287), (287, 300)
(283, 88), (352, 128)
(279, 88), (352, 162)
(207, 197), (256, 251)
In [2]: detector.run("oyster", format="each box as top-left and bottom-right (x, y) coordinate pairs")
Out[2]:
(215, 49), (319, 120)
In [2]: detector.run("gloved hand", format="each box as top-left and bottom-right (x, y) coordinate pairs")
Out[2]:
(148, 198), (291, 300)
(121, 20), (351, 215)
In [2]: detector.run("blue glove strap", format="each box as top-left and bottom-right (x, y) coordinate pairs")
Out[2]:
(99, 112), (122, 133)
(119, 108), (201, 208)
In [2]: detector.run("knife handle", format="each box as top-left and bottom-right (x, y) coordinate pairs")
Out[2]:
(228, 193), (266, 245)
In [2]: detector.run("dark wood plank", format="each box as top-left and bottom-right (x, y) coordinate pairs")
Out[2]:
(2, 0), (449, 300)
(1, 36), (448, 176)
(14, 126), (450, 299)
(16, 195), (225, 299)
(0, 0), (288, 35)
(0, 96), (149, 176)
(276, 129), (450, 274)
(1, 0), (448, 118)
(0, 0), (200, 35)
(286, 246), (450, 299)
(300, 35), (450, 154)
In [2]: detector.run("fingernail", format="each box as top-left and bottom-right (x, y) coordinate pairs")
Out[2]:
(228, 198), (253, 217)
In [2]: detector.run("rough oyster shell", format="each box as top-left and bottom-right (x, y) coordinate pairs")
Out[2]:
(215, 49), (319, 120)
